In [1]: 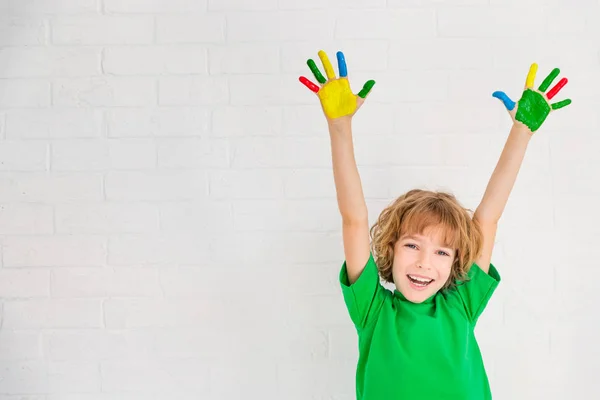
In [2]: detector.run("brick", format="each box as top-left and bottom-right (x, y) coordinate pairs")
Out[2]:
(51, 267), (161, 298)
(2, 235), (107, 268)
(106, 107), (209, 138)
(228, 75), (285, 106)
(0, 331), (41, 360)
(208, 0), (277, 10)
(389, 39), (494, 70)
(156, 138), (229, 168)
(0, 172), (104, 203)
(210, 361), (277, 399)
(5, 109), (103, 139)
(227, 11), (334, 42)
(209, 169), (284, 199)
(0, 17), (47, 45)
(209, 44), (279, 74)
(159, 77), (228, 106)
(0, 141), (48, 171)
(105, 170), (207, 201)
(156, 15), (225, 43)
(51, 16), (154, 45)
(209, 232), (343, 264)
(231, 199), (338, 232)
(437, 7), (545, 37)
(159, 200), (233, 233)
(0, 47), (101, 78)
(53, 77), (156, 107)
(100, 360), (209, 393)
(335, 9), (436, 39)
(388, 0), (487, 5)
(104, 298), (214, 328)
(103, 0), (206, 13)
(229, 136), (330, 168)
(0, 269), (50, 298)
(321, 0), (385, 6)
(363, 71), (449, 103)
(43, 330), (154, 361)
(282, 41), (388, 74)
(212, 106), (282, 137)
(0, 204), (53, 234)
(391, 102), (503, 134)
(103, 46), (208, 75)
(55, 202), (159, 234)
(51, 138), (157, 171)
(2, 299), (103, 328)
(0, 0), (98, 15)
(108, 233), (211, 265)
(0, 80), (51, 107)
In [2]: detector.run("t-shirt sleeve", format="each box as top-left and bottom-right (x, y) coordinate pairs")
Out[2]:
(455, 263), (501, 324)
(339, 252), (387, 330)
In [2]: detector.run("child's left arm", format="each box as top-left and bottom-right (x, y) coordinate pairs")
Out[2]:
(473, 63), (572, 273)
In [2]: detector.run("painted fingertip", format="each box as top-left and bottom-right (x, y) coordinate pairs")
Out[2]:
(337, 51), (347, 78)
(492, 91), (516, 111)
(299, 76), (319, 93)
(358, 80), (375, 99)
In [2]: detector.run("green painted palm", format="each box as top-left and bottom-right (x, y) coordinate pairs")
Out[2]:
(493, 63), (571, 132)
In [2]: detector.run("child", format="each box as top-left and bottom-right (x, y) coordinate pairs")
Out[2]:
(299, 50), (571, 400)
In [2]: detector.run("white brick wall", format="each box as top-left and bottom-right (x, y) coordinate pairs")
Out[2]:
(0, 0), (598, 398)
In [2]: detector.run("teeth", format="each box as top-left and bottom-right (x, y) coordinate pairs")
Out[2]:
(408, 275), (433, 283)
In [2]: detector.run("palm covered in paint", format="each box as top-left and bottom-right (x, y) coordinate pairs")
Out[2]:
(299, 50), (375, 120)
(493, 63), (571, 132)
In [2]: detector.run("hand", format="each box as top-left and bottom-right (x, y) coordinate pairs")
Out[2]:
(492, 63), (572, 133)
(299, 50), (375, 121)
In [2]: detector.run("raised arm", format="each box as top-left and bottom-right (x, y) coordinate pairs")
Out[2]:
(474, 63), (572, 272)
(299, 50), (376, 283)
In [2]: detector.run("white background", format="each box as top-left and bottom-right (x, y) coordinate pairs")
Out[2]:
(0, 0), (598, 399)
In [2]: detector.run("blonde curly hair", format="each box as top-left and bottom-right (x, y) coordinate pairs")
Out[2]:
(369, 189), (483, 291)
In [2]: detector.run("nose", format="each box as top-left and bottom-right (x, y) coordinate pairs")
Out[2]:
(417, 253), (431, 269)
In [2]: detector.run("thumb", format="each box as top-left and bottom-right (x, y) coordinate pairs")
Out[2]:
(357, 80), (376, 99)
(492, 91), (516, 111)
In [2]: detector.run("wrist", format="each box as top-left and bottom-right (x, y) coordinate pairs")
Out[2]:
(327, 117), (352, 133)
(511, 122), (533, 140)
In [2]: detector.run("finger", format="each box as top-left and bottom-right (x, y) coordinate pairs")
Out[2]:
(525, 63), (538, 89)
(551, 98), (572, 110)
(547, 77), (568, 100)
(492, 91), (516, 111)
(299, 76), (320, 93)
(307, 59), (326, 84)
(357, 80), (376, 99)
(538, 67), (560, 92)
(318, 50), (336, 81)
(337, 51), (348, 78)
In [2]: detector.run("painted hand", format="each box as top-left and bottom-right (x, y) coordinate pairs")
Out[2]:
(492, 63), (571, 133)
(299, 50), (375, 120)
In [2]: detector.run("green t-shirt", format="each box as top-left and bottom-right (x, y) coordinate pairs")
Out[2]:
(340, 252), (501, 400)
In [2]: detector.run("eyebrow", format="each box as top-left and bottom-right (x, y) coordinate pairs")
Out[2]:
(402, 235), (453, 250)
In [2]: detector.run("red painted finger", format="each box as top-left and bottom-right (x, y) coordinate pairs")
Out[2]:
(547, 77), (568, 100)
(299, 76), (319, 93)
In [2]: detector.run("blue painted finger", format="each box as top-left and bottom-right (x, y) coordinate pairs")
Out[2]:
(337, 51), (347, 78)
(492, 91), (516, 111)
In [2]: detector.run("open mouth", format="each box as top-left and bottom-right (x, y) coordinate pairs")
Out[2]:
(407, 274), (434, 288)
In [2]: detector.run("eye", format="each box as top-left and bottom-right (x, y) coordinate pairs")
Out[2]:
(404, 243), (417, 249)
(437, 250), (451, 257)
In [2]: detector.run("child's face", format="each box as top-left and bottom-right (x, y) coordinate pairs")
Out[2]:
(392, 226), (456, 303)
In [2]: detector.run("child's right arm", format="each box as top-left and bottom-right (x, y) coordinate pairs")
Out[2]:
(299, 50), (376, 284)
(328, 119), (371, 284)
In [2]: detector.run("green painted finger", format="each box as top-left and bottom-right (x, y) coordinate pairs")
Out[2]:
(307, 59), (326, 84)
(538, 68), (560, 92)
(357, 80), (375, 98)
(551, 98), (572, 110)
